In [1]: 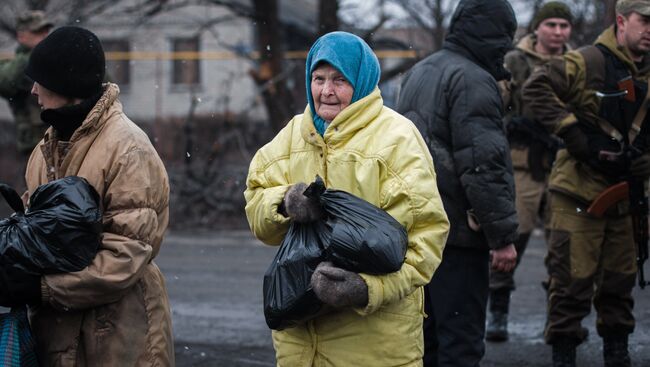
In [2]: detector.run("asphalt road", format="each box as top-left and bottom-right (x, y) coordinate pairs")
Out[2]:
(156, 229), (650, 366)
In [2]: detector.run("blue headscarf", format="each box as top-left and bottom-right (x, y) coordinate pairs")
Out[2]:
(306, 31), (381, 136)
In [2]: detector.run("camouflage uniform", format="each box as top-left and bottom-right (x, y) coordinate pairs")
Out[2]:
(0, 44), (46, 154)
(0, 11), (51, 155)
(491, 34), (569, 293)
(523, 26), (646, 361)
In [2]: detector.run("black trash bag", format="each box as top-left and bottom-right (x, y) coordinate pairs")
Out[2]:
(263, 220), (327, 330)
(0, 176), (102, 306)
(262, 177), (408, 330)
(307, 177), (408, 275)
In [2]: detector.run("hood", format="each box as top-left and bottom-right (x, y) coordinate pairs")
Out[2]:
(445, 0), (517, 81)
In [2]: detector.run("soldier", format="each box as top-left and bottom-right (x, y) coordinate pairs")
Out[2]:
(522, 0), (650, 366)
(0, 10), (52, 155)
(486, 2), (573, 342)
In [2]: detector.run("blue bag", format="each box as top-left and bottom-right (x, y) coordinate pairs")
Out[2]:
(0, 308), (38, 366)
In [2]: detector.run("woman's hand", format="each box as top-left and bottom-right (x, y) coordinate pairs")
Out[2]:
(311, 262), (368, 308)
(282, 183), (324, 222)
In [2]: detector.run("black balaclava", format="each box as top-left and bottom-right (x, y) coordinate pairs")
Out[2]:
(40, 91), (103, 141)
(445, 0), (517, 81)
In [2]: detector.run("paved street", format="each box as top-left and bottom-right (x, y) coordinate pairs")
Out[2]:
(156, 229), (650, 366)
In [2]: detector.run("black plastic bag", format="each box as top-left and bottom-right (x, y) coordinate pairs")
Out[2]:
(314, 181), (408, 275)
(263, 221), (327, 330)
(262, 177), (408, 330)
(0, 176), (102, 306)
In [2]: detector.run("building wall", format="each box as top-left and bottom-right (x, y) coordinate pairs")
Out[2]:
(0, 2), (272, 122)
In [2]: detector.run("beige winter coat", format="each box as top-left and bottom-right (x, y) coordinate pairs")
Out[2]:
(24, 83), (174, 366)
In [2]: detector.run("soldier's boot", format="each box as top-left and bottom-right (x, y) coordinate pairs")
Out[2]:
(551, 339), (577, 367)
(603, 336), (631, 367)
(485, 289), (510, 342)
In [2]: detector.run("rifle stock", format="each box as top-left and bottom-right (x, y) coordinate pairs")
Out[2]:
(586, 182), (629, 218)
(587, 180), (649, 289)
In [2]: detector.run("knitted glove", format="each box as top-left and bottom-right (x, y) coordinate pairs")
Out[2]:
(558, 124), (590, 161)
(630, 154), (650, 177)
(311, 261), (368, 308)
(282, 182), (324, 223)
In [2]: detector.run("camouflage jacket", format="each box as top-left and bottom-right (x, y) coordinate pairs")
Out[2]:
(0, 44), (46, 154)
(504, 34), (568, 172)
(522, 26), (650, 203)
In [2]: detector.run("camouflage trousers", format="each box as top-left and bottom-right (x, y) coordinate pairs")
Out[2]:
(544, 192), (636, 345)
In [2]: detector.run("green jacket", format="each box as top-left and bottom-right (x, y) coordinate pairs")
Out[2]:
(522, 26), (650, 203)
(0, 45), (46, 154)
(245, 88), (449, 366)
(505, 34), (568, 171)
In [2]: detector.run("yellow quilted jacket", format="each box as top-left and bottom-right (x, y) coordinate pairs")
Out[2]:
(245, 88), (449, 367)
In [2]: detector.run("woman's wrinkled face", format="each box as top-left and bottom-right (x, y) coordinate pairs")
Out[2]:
(311, 64), (354, 122)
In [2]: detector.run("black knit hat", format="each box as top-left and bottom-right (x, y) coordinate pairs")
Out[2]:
(25, 26), (105, 99)
(530, 2), (573, 31)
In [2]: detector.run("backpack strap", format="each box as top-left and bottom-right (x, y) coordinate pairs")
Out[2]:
(577, 45), (626, 142)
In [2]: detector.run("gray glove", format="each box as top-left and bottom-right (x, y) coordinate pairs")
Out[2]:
(311, 261), (368, 308)
(282, 182), (324, 223)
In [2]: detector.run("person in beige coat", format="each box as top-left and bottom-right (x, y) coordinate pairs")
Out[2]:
(22, 26), (174, 366)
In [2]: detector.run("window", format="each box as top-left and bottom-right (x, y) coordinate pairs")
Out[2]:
(102, 39), (130, 86)
(172, 37), (200, 87)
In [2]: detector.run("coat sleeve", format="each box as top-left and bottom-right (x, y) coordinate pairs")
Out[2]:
(521, 52), (584, 134)
(41, 147), (169, 310)
(448, 69), (518, 249)
(0, 54), (29, 98)
(355, 118), (450, 316)
(243, 122), (294, 245)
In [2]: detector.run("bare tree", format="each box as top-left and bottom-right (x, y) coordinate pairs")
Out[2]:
(319, 0), (339, 36)
(249, 0), (296, 132)
(386, 0), (454, 51)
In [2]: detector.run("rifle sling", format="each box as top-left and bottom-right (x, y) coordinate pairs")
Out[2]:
(629, 77), (650, 144)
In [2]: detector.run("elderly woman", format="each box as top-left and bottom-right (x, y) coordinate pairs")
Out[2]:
(244, 31), (449, 366)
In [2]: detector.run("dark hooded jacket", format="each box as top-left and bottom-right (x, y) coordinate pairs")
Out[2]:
(396, 0), (518, 250)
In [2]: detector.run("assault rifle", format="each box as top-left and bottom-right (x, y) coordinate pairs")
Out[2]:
(588, 178), (650, 289)
(506, 116), (561, 151)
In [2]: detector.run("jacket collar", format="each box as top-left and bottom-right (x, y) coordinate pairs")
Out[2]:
(301, 87), (383, 147)
(595, 26), (650, 77)
(42, 83), (120, 144)
(516, 34), (570, 61)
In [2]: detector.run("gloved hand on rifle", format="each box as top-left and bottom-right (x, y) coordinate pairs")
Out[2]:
(558, 124), (590, 161)
(280, 182), (325, 223)
(311, 261), (368, 308)
(630, 153), (650, 178)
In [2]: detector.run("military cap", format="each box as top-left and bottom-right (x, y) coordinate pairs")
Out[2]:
(15, 10), (53, 32)
(616, 0), (650, 16)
